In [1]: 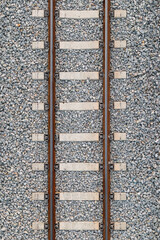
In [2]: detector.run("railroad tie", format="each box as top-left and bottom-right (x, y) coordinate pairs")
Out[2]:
(114, 10), (127, 18)
(59, 72), (99, 80)
(32, 134), (44, 142)
(58, 222), (99, 231)
(114, 163), (126, 171)
(59, 41), (99, 50)
(59, 133), (99, 142)
(32, 163), (44, 171)
(114, 71), (126, 79)
(114, 40), (126, 48)
(32, 41), (44, 49)
(114, 101), (126, 109)
(32, 192), (44, 201)
(32, 222), (44, 230)
(57, 192), (99, 201)
(114, 132), (126, 141)
(59, 102), (99, 111)
(32, 72), (44, 80)
(32, 10), (44, 17)
(113, 222), (127, 230)
(32, 103), (44, 111)
(59, 10), (99, 19)
(59, 163), (99, 171)
(113, 192), (126, 201)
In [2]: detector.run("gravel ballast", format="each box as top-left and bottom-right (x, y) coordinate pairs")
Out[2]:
(1, 0), (159, 239)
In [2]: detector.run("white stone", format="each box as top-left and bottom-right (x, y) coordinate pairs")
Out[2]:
(32, 192), (44, 200)
(32, 222), (44, 230)
(114, 10), (126, 18)
(59, 10), (99, 19)
(114, 71), (126, 79)
(32, 103), (44, 111)
(59, 222), (99, 230)
(32, 72), (44, 80)
(114, 40), (126, 48)
(59, 102), (99, 111)
(60, 41), (99, 49)
(59, 192), (99, 201)
(32, 10), (44, 17)
(114, 163), (126, 171)
(32, 163), (44, 171)
(114, 222), (126, 230)
(59, 133), (99, 142)
(59, 72), (99, 80)
(114, 133), (126, 140)
(32, 134), (44, 141)
(59, 163), (99, 171)
(114, 102), (126, 109)
(114, 193), (126, 200)
(32, 41), (44, 49)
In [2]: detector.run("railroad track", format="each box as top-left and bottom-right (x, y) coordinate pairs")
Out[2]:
(48, 0), (110, 239)
(30, 0), (129, 239)
(1, 0), (158, 239)
(29, 1), (158, 240)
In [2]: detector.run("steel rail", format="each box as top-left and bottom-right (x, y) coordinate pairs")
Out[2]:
(48, 0), (110, 239)
(104, 0), (110, 239)
(48, 0), (56, 239)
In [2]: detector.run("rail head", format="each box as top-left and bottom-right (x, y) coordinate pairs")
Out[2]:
(104, 0), (111, 239)
(48, 0), (56, 239)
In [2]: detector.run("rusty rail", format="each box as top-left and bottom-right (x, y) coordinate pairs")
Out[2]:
(103, 0), (111, 239)
(48, 0), (110, 239)
(48, 0), (56, 239)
